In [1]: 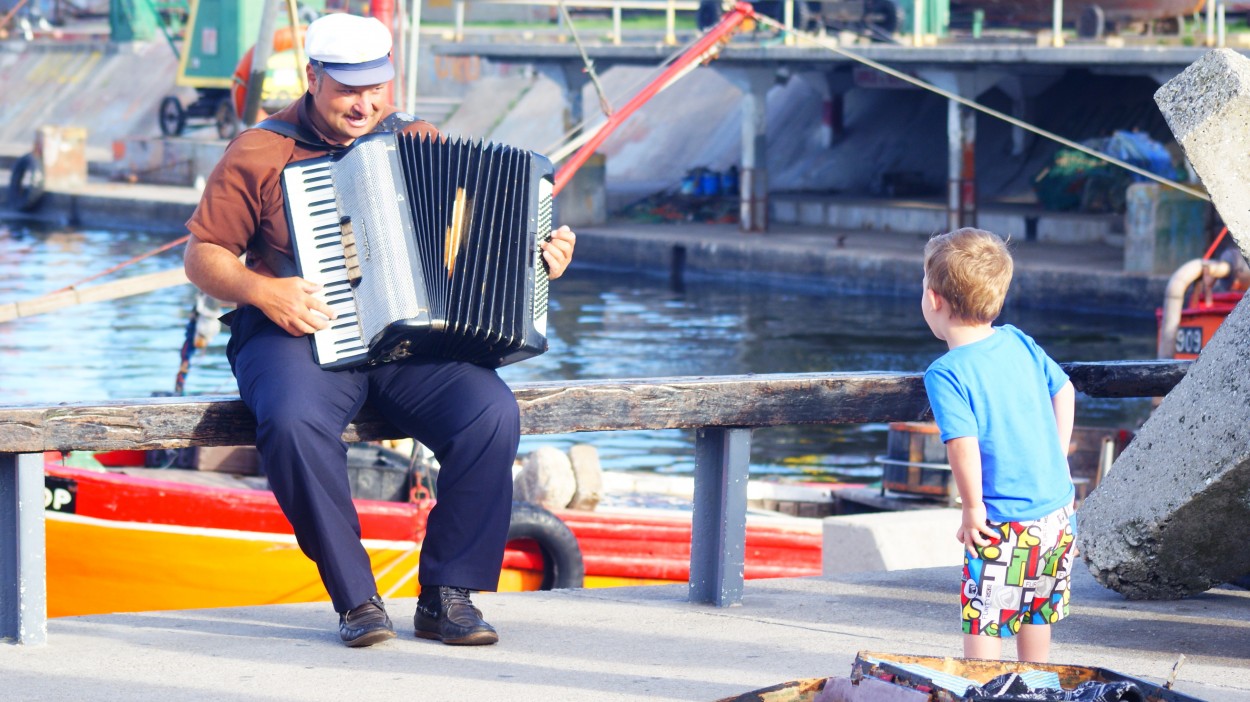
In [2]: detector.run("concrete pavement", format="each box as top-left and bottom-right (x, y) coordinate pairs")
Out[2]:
(1, 563), (1246, 702)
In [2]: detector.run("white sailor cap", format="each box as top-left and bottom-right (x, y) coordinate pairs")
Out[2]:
(304, 13), (394, 87)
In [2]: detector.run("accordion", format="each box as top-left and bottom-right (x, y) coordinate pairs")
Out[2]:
(281, 131), (554, 370)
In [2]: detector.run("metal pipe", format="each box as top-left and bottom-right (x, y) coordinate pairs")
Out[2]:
(285, 0), (306, 93)
(783, 0), (794, 46)
(1207, 0), (1215, 46)
(1218, 0), (1226, 47)
(665, 0), (677, 45)
(406, 0), (423, 115)
(371, 0), (396, 105)
(241, 0), (281, 127)
(914, 0), (922, 46)
(1052, 0), (1063, 47)
(1157, 258), (1230, 359)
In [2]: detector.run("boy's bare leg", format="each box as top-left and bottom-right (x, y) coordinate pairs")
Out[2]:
(1016, 624), (1051, 662)
(963, 633), (1002, 660)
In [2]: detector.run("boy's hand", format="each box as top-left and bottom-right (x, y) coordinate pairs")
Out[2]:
(956, 502), (998, 558)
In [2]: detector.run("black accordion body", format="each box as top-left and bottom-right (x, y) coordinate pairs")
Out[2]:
(281, 132), (554, 370)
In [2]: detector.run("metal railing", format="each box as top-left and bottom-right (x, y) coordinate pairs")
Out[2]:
(452, 0), (699, 45)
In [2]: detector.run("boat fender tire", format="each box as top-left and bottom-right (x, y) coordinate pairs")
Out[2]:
(8, 153), (45, 213)
(507, 501), (585, 590)
(231, 25), (302, 124)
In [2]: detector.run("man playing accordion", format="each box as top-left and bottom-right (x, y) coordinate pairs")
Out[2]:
(184, 12), (577, 648)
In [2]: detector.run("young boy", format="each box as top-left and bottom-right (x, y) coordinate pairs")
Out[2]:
(920, 227), (1077, 663)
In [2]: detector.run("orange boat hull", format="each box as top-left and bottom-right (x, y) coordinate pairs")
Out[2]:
(43, 461), (821, 617)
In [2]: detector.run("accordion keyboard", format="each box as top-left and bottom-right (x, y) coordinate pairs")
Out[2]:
(283, 160), (370, 367)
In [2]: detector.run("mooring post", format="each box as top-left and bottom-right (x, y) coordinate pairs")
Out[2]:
(0, 452), (47, 645)
(689, 426), (751, 606)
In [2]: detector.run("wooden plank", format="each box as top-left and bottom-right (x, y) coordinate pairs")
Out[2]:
(0, 268), (189, 323)
(1062, 359), (1191, 397)
(0, 361), (1191, 454)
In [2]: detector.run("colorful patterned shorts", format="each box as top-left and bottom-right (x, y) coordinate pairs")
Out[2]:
(961, 504), (1076, 638)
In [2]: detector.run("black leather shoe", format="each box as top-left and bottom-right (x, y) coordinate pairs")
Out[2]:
(414, 586), (499, 645)
(339, 595), (396, 648)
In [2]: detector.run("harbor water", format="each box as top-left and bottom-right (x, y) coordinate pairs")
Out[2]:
(0, 222), (1159, 485)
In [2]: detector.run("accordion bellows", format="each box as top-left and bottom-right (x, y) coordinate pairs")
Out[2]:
(282, 132), (554, 369)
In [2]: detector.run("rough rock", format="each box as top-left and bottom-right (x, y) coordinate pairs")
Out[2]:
(1079, 48), (1250, 599)
(567, 443), (603, 511)
(513, 445), (576, 511)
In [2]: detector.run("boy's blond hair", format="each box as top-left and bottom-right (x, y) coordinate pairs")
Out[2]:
(923, 227), (1013, 324)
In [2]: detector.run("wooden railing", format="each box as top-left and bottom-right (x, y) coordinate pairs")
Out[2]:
(0, 360), (1188, 644)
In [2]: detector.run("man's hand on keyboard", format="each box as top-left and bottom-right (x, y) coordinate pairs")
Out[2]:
(255, 276), (337, 337)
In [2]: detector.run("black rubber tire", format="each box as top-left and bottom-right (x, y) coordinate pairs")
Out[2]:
(864, 0), (901, 35)
(507, 501), (585, 590)
(8, 153), (44, 212)
(159, 95), (185, 137)
(1077, 5), (1107, 39)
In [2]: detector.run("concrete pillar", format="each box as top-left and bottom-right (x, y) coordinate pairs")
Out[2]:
(995, 74), (1062, 158)
(920, 70), (975, 232)
(720, 67), (776, 234)
(1078, 48), (1250, 599)
(558, 63), (588, 138)
(799, 69), (853, 148)
(920, 69), (1008, 233)
(538, 63), (606, 227)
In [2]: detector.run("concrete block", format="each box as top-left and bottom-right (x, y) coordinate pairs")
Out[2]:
(110, 136), (226, 187)
(771, 199), (798, 223)
(797, 200), (826, 226)
(1078, 48), (1250, 599)
(35, 125), (87, 190)
(822, 508), (961, 575)
(1035, 212), (1114, 245)
(514, 445), (576, 511)
(1123, 182), (1210, 274)
(1154, 48), (1250, 263)
(567, 443), (603, 512)
(556, 152), (606, 227)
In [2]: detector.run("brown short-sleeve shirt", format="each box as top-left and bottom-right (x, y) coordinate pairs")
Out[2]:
(186, 95), (439, 275)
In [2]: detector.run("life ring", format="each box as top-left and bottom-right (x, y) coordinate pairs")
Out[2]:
(507, 501), (584, 590)
(7, 153), (45, 213)
(231, 24), (304, 123)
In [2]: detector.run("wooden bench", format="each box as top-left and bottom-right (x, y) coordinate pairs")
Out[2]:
(0, 360), (1188, 644)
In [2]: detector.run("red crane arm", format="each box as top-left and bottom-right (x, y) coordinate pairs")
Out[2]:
(551, 2), (757, 197)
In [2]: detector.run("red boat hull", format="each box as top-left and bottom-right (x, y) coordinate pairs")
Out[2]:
(43, 457), (823, 617)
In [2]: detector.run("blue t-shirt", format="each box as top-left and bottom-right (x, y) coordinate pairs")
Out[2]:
(923, 324), (1074, 522)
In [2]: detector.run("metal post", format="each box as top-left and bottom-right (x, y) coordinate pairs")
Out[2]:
(1207, 0), (1215, 46)
(1218, 0), (1226, 47)
(959, 104), (977, 228)
(241, 0), (281, 127)
(913, 0), (923, 46)
(454, 0), (465, 42)
(405, 0), (423, 115)
(665, 0), (677, 46)
(737, 68), (770, 233)
(689, 427), (752, 606)
(783, 0), (794, 46)
(613, 5), (622, 45)
(1051, 0), (1064, 47)
(0, 453), (47, 645)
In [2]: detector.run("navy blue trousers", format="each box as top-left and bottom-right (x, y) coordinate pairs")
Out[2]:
(227, 306), (518, 613)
